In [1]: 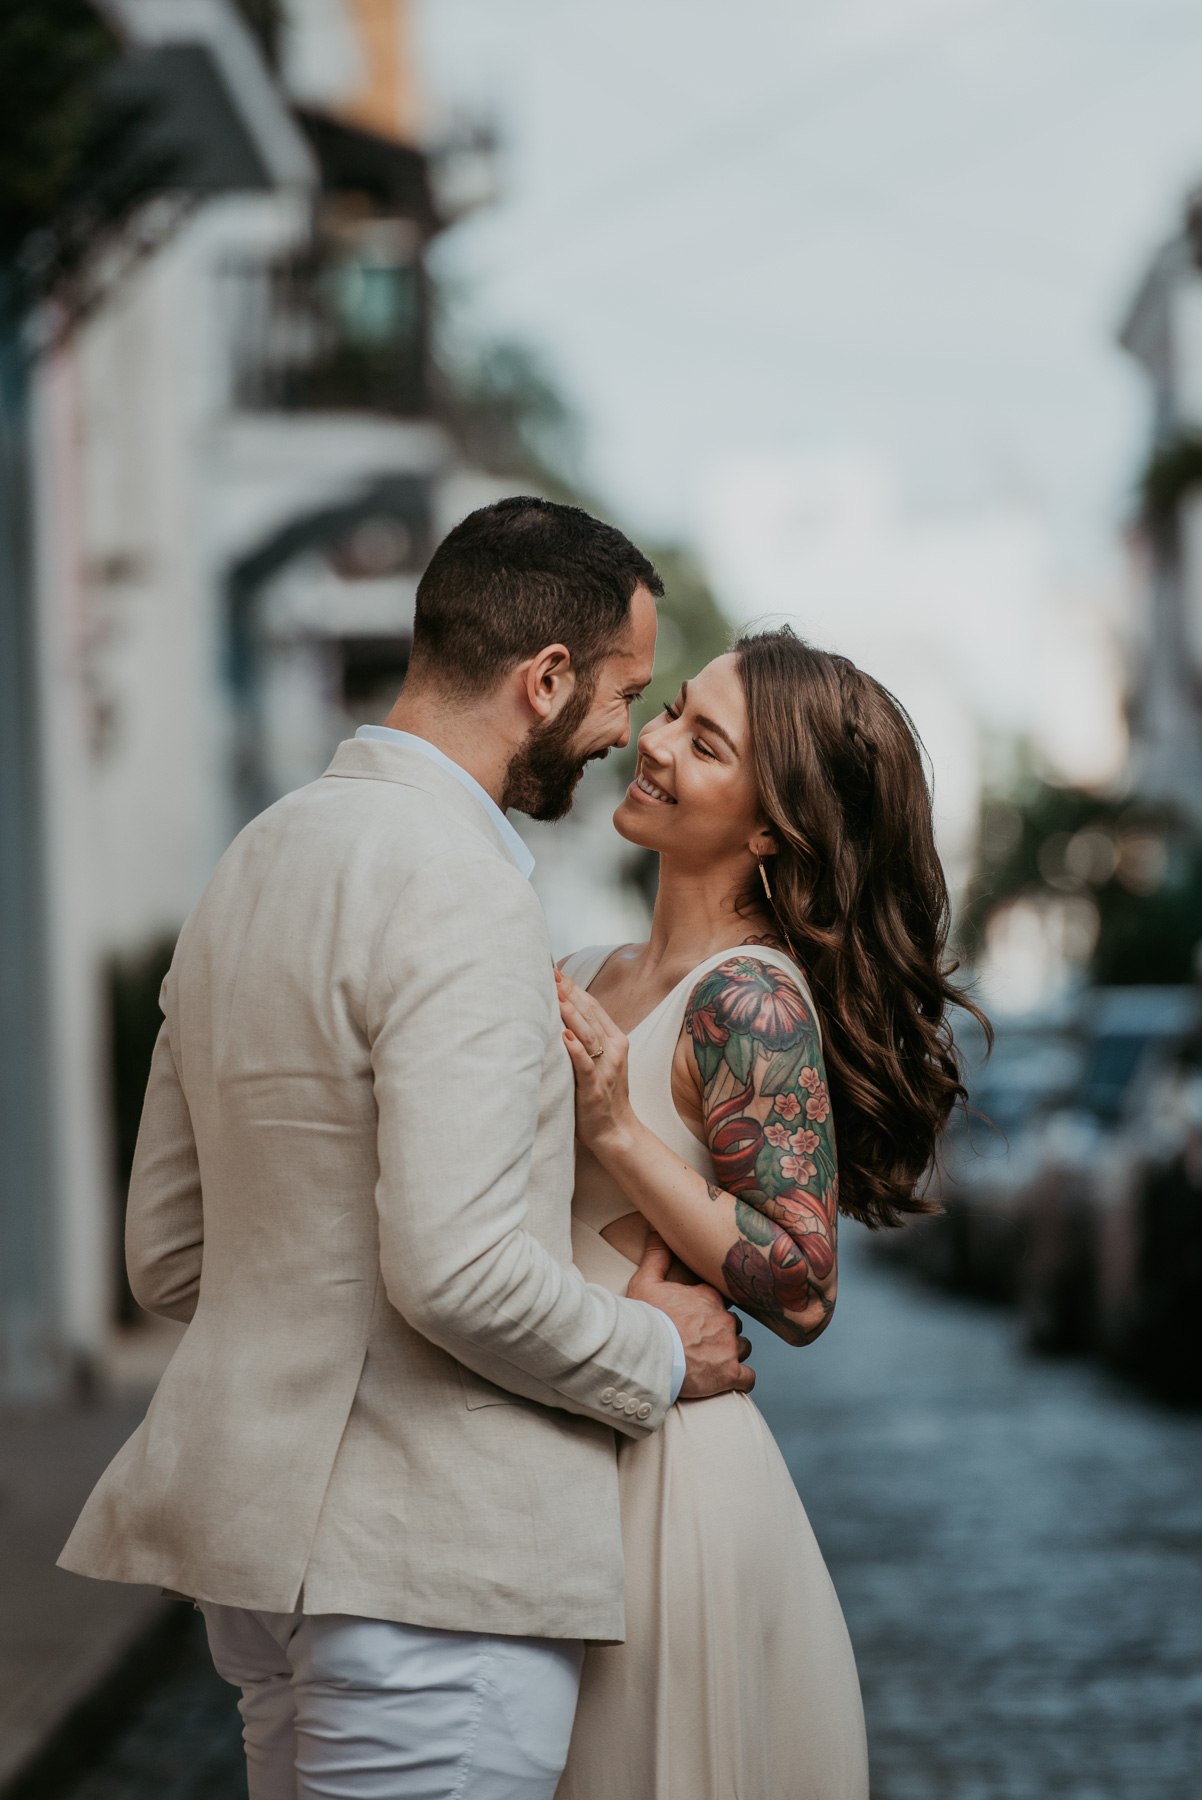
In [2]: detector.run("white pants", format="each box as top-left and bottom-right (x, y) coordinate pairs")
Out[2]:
(200, 1604), (585, 1800)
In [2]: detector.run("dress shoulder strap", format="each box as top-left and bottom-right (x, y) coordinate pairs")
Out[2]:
(558, 944), (619, 990)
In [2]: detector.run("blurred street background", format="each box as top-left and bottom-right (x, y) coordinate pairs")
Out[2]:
(3, 2), (1202, 1795)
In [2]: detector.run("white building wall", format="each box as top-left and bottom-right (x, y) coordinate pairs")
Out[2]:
(29, 189), (327, 1365)
(32, 347), (115, 1368)
(73, 195), (313, 950)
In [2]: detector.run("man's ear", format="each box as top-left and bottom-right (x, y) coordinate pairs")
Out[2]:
(520, 643), (574, 721)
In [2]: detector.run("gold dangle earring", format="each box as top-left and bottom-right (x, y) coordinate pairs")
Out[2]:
(757, 855), (801, 963)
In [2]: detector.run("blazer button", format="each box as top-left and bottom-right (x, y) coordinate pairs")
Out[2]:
(624, 1400), (639, 1416)
(613, 1392), (629, 1409)
(600, 1387), (616, 1404)
(636, 1402), (652, 1419)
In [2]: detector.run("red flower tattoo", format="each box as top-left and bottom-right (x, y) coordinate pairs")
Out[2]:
(687, 1002), (729, 1049)
(767, 1232), (813, 1312)
(798, 1228), (835, 1282)
(765, 1186), (830, 1237)
(711, 957), (812, 1049)
(723, 1238), (776, 1312)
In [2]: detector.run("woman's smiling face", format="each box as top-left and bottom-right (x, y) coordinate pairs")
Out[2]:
(613, 654), (774, 869)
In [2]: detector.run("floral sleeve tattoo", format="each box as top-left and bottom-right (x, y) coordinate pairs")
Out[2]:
(686, 953), (837, 1344)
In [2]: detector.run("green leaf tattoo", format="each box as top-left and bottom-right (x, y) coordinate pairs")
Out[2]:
(684, 949), (839, 1345)
(735, 1197), (777, 1246)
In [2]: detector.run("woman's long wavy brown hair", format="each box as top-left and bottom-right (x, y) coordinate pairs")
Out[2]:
(734, 627), (989, 1228)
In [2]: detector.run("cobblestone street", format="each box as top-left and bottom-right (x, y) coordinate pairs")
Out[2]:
(51, 1228), (1202, 1799)
(761, 1228), (1202, 1799)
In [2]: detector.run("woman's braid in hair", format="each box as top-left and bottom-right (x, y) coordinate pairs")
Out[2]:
(835, 657), (876, 805)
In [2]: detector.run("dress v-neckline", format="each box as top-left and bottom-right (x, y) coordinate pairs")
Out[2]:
(583, 943), (773, 1040)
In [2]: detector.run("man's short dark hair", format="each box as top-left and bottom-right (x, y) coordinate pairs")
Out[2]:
(410, 496), (663, 694)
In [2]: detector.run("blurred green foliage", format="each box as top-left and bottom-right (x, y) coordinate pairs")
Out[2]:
(0, 0), (119, 270)
(1140, 430), (1202, 528)
(440, 339), (585, 499)
(0, 0), (185, 317)
(625, 542), (732, 741)
(961, 779), (1202, 985)
(0, 0), (284, 286)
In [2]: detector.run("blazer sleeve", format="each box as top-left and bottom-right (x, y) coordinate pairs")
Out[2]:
(124, 1009), (204, 1324)
(368, 850), (676, 1439)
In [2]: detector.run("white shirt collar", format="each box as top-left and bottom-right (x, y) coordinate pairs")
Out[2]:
(354, 724), (535, 880)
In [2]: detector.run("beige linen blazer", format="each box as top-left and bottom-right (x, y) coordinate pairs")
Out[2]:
(59, 739), (674, 1641)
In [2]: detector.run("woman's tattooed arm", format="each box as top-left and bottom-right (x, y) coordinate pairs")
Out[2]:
(558, 946), (836, 1347)
(686, 956), (838, 1345)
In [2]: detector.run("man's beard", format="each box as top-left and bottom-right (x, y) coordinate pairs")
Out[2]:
(502, 682), (604, 822)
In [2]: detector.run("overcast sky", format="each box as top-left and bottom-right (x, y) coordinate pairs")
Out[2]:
(418, 0), (1202, 570)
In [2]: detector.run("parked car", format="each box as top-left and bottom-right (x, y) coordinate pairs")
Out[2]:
(884, 986), (1201, 1372)
(1016, 988), (1200, 1354)
(1093, 1039), (1202, 1401)
(881, 1007), (1082, 1298)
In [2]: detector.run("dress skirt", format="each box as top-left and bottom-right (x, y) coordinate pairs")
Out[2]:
(555, 1386), (870, 1800)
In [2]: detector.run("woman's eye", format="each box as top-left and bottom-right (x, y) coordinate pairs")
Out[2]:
(692, 739), (716, 759)
(662, 703), (678, 719)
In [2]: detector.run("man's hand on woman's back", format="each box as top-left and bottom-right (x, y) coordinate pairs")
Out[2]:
(629, 1232), (755, 1399)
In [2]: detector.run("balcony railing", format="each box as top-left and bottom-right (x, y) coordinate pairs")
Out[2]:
(224, 240), (427, 418)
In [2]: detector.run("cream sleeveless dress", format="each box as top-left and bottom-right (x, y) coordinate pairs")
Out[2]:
(555, 944), (869, 1800)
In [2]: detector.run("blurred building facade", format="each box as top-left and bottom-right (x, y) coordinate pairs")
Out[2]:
(1120, 204), (1202, 828)
(4, 0), (508, 1399)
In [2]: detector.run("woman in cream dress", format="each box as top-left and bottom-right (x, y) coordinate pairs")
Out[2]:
(551, 630), (984, 1800)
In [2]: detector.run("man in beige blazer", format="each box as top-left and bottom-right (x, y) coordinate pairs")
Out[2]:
(60, 497), (751, 1799)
